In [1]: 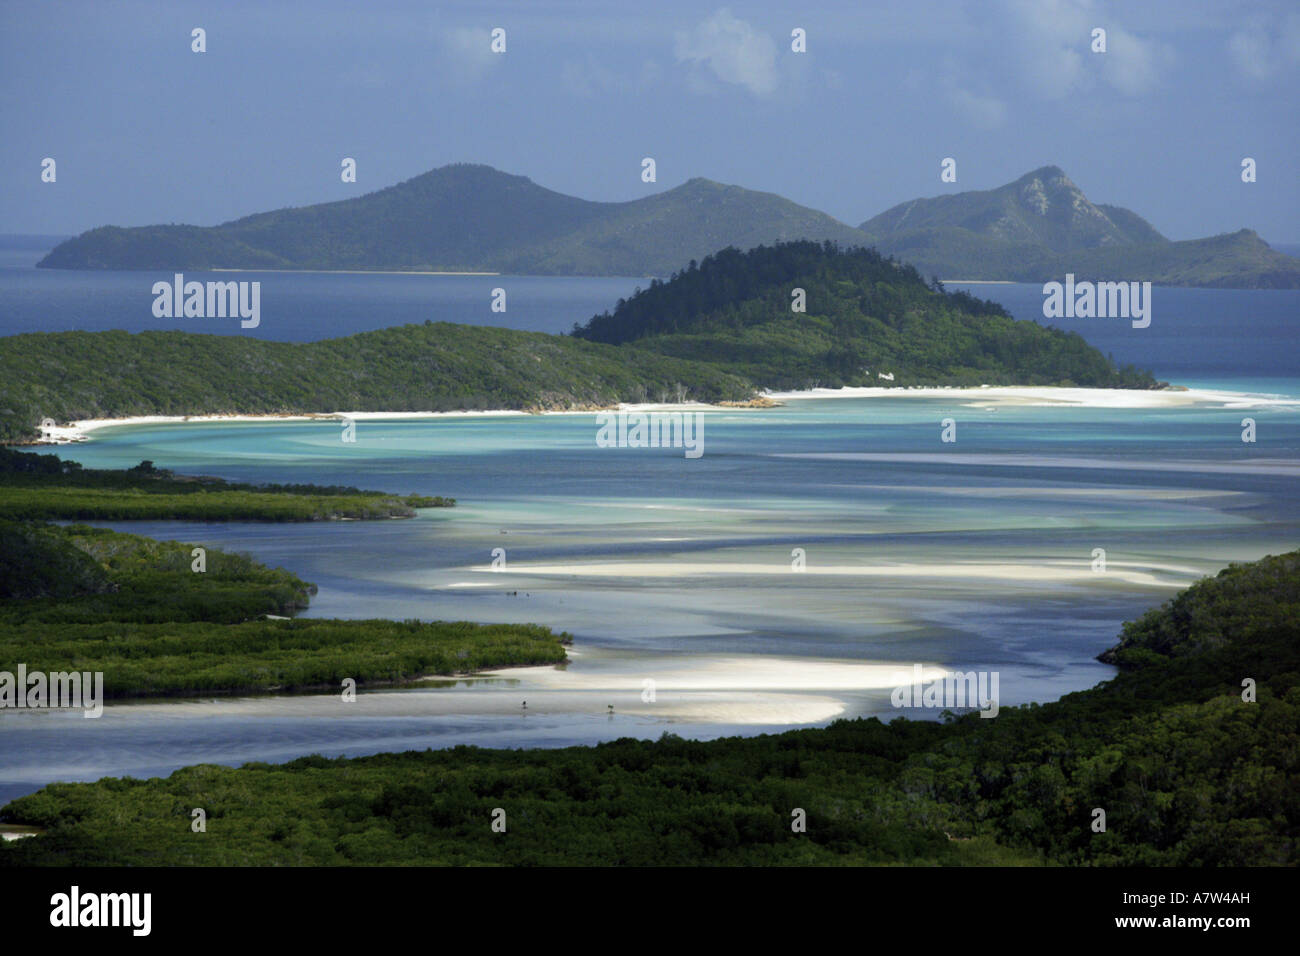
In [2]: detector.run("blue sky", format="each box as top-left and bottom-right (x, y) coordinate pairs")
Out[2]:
(2, 0), (1297, 242)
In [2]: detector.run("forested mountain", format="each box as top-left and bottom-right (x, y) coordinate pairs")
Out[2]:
(37, 163), (865, 276)
(573, 241), (1156, 390)
(861, 166), (1300, 287)
(38, 163), (1298, 286)
(862, 166), (1168, 250)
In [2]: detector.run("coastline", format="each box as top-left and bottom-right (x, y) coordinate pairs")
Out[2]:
(26, 383), (1299, 445)
(765, 384), (1300, 408)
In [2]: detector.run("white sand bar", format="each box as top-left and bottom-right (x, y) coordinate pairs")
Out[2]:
(468, 559), (1197, 587)
(767, 385), (1300, 408)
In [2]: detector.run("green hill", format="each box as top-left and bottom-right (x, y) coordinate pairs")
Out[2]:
(38, 163), (866, 276)
(573, 241), (1156, 390)
(0, 323), (753, 442)
(862, 166), (1168, 251)
(38, 162), (1298, 287)
(861, 166), (1300, 287)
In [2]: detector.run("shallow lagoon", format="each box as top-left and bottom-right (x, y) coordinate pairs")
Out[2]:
(2, 390), (1298, 802)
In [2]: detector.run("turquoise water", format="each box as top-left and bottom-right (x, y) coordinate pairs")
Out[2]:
(2, 256), (1297, 800)
(3, 391), (1295, 801)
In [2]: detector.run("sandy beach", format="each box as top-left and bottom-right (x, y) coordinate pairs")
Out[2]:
(766, 384), (1300, 408)
(0, 655), (947, 728)
(28, 384), (1298, 445)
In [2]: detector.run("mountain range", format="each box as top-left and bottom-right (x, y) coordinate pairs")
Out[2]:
(37, 163), (1300, 288)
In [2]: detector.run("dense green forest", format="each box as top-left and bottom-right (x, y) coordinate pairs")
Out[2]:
(0, 323), (753, 442)
(36, 162), (1298, 287)
(574, 242), (1157, 389)
(0, 447), (450, 520)
(1, 243), (1154, 442)
(3, 549), (1294, 866)
(0, 522), (569, 696)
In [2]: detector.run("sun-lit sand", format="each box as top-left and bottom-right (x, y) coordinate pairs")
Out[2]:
(465, 558), (1200, 588)
(768, 384), (1300, 408)
(29, 384), (1296, 445)
(1, 657), (942, 727)
(32, 403), (732, 444)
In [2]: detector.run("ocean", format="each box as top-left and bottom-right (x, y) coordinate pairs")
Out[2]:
(0, 238), (1297, 802)
(1, 236), (1295, 397)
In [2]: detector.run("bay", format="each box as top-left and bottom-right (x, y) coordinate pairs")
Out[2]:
(1, 236), (1298, 802)
(2, 392), (1296, 802)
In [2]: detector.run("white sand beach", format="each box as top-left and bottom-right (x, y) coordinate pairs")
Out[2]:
(30, 402), (734, 445)
(765, 384), (1300, 408)
(27, 384), (1295, 446)
(0, 656), (945, 727)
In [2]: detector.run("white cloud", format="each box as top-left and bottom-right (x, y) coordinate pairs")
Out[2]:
(935, 56), (1008, 129)
(1001, 0), (1171, 97)
(561, 56), (622, 98)
(439, 27), (499, 83)
(948, 87), (1009, 128)
(1103, 24), (1173, 95)
(1228, 12), (1300, 80)
(674, 8), (779, 96)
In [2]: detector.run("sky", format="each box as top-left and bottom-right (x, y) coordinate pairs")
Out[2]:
(2, 0), (1297, 243)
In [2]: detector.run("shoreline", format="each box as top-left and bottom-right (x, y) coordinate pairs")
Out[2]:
(22, 384), (1299, 446)
(765, 383), (1300, 408)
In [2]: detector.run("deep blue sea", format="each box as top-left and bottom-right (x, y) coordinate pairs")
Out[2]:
(945, 281), (1300, 396)
(2, 236), (1295, 396)
(0, 236), (643, 340)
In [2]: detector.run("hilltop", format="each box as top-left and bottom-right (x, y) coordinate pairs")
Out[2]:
(573, 241), (1155, 390)
(860, 166), (1300, 288)
(38, 163), (865, 277)
(36, 162), (1300, 288)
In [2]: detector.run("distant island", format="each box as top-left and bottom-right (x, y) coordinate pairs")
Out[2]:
(859, 166), (1300, 289)
(1, 243), (1154, 442)
(37, 162), (1299, 289)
